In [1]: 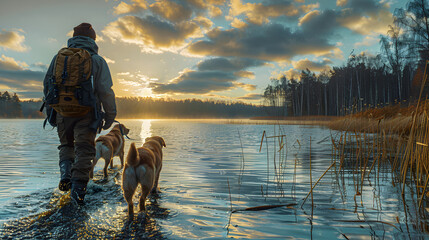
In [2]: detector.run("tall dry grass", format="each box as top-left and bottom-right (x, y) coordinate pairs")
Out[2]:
(327, 61), (429, 208)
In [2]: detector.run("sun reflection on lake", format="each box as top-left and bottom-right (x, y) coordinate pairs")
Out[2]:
(140, 119), (152, 141)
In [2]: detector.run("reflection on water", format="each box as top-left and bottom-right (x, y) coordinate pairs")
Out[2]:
(0, 119), (428, 239)
(140, 119), (152, 143)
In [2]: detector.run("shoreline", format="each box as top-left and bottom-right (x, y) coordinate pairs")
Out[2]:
(0, 117), (336, 126)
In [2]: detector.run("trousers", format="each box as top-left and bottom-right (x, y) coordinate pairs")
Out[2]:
(56, 112), (96, 182)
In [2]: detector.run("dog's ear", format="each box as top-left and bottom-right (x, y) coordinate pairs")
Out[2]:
(122, 125), (130, 134)
(159, 137), (166, 147)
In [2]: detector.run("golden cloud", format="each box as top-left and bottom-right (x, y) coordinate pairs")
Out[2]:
(0, 55), (44, 98)
(237, 93), (262, 100)
(151, 57), (264, 94)
(300, 3), (319, 13)
(0, 29), (29, 52)
(150, 0), (193, 22)
(339, 8), (393, 35)
(0, 54), (28, 71)
(233, 82), (256, 91)
(229, 0), (300, 25)
(234, 70), (255, 79)
(320, 47), (344, 60)
(337, 0), (347, 7)
(102, 55), (116, 64)
(298, 10), (320, 26)
(209, 5), (223, 17)
(193, 16), (214, 29)
(231, 18), (247, 28)
(292, 58), (332, 72)
(114, 0), (147, 15)
(102, 15), (204, 53)
(187, 24), (336, 62)
(283, 69), (301, 80)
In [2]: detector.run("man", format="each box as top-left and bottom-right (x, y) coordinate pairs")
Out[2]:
(43, 23), (116, 205)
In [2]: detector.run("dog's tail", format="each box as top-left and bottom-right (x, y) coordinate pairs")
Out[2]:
(126, 142), (140, 167)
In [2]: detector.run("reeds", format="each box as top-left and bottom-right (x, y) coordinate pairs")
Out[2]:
(327, 60), (429, 210)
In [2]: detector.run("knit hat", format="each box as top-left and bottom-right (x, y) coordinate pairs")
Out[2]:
(73, 23), (96, 40)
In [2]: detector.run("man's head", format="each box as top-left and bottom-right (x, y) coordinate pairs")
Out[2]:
(73, 23), (96, 40)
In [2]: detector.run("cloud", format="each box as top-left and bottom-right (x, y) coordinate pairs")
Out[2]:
(114, 0), (147, 15)
(320, 47), (344, 60)
(150, 0), (193, 22)
(66, 30), (73, 37)
(233, 82), (256, 90)
(354, 35), (378, 47)
(337, 0), (393, 35)
(281, 68), (301, 80)
(237, 93), (262, 100)
(151, 69), (237, 94)
(31, 62), (48, 71)
(339, 8), (393, 35)
(151, 57), (265, 94)
(273, 58), (332, 81)
(298, 10), (320, 26)
(292, 58), (332, 72)
(102, 56), (116, 64)
(48, 38), (58, 43)
(220, 3), (387, 62)
(196, 57), (266, 71)
(186, 23), (336, 62)
(231, 18), (247, 28)
(209, 5), (223, 17)
(0, 29), (29, 52)
(103, 15), (204, 53)
(229, 0), (301, 25)
(113, 0), (224, 22)
(300, 3), (319, 13)
(337, 0), (347, 6)
(116, 71), (157, 96)
(299, 9), (340, 37)
(0, 55), (44, 98)
(117, 72), (130, 76)
(234, 70), (255, 79)
(193, 16), (213, 29)
(0, 55), (28, 71)
(297, 0), (393, 37)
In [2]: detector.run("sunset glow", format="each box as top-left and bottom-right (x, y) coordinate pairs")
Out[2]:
(0, 0), (403, 103)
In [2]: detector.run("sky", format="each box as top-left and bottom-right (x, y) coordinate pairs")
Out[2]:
(0, 0), (405, 104)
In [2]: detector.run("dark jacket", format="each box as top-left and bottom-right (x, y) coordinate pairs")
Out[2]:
(43, 36), (116, 121)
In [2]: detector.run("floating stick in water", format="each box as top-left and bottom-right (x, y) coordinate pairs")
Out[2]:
(301, 162), (336, 207)
(259, 130), (265, 152)
(232, 203), (297, 213)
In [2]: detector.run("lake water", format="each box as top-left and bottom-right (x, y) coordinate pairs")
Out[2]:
(0, 119), (427, 239)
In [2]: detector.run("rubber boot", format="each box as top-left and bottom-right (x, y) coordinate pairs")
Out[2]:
(71, 180), (87, 205)
(58, 159), (72, 191)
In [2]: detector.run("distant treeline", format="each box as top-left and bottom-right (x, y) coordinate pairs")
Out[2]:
(263, 0), (429, 116)
(0, 91), (22, 118)
(263, 57), (415, 116)
(0, 91), (44, 118)
(0, 93), (275, 119)
(116, 97), (272, 118)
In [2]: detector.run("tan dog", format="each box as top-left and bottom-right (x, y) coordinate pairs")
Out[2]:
(144, 136), (166, 194)
(122, 136), (166, 218)
(91, 124), (130, 179)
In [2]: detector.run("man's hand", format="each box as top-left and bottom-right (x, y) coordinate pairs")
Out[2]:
(102, 118), (114, 130)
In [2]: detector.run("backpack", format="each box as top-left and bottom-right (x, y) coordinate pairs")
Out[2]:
(44, 47), (96, 118)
